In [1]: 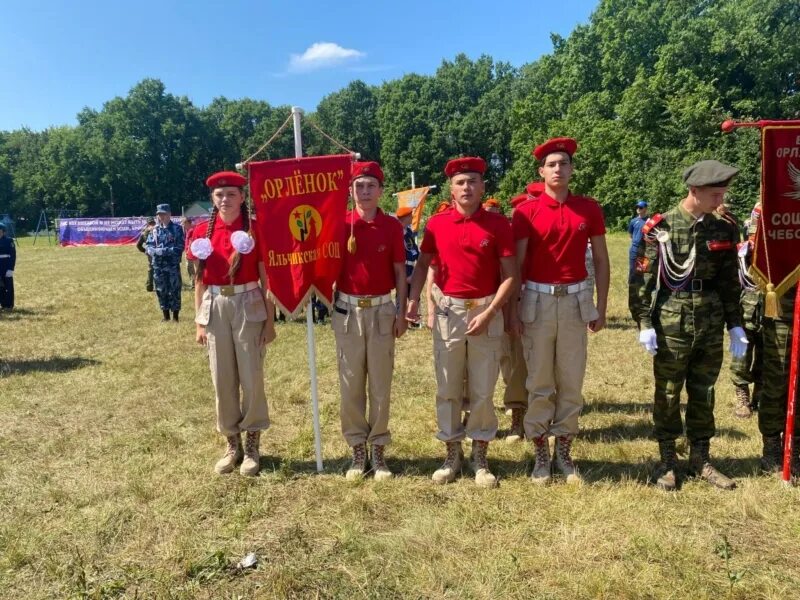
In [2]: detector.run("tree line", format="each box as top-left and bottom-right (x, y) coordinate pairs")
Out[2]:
(1, 0), (798, 232)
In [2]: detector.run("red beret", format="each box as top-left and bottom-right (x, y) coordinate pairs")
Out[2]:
(435, 201), (451, 214)
(483, 198), (499, 208)
(510, 194), (528, 208)
(351, 161), (384, 185)
(526, 181), (545, 196)
(444, 156), (486, 178)
(206, 170), (247, 188)
(532, 137), (578, 161)
(396, 206), (413, 218)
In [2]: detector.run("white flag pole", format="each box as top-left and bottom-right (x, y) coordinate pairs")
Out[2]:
(291, 106), (324, 473)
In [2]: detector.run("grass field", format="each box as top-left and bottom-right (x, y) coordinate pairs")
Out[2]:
(1, 233), (799, 599)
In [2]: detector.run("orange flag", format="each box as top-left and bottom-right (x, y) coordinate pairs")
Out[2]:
(396, 186), (430, 232)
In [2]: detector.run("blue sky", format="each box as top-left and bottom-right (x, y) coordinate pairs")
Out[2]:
(0, 0), (598, 132)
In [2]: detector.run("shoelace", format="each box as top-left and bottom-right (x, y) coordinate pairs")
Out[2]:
(245, 434), (258, 455)
(354, 444), (366, 465)
(474, 443), (489, 469)
(534, 441), (549, 462)
(445, 444), (460, 466)
(557, 441), (574, 467)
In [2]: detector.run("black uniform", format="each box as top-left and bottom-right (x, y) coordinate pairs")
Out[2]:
(0, 232), (16, 309)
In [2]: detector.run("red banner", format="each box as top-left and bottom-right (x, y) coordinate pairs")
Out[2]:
(396, 186), (430, 232)
(249, 154), (351, 316)
(752, 126), (800, 297)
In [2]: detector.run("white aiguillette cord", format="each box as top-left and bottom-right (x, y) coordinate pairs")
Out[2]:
(656, 228), (696, 287)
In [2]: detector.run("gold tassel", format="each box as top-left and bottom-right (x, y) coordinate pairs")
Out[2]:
(347, 235), (357, 254)
(764, 283), (781, 318)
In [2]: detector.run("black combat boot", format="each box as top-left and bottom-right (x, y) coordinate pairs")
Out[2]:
(162, 309), (170, 322)
(654, 440), (679, 491)
(688, 438), (736, 490)
(760, 434), (782, 474)
(172, 310), (179, 322)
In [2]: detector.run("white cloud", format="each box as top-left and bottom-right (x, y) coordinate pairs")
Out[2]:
(289, 42), (365, 72)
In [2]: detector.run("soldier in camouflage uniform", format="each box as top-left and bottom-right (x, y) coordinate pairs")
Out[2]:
(729, 203), (763, 418)
(730, 289), (763, 417)
(146, 204), (184, 322)
(757, 287), (799, 475)
(632, 160), (747, 491)
(136, 217), (156, 292)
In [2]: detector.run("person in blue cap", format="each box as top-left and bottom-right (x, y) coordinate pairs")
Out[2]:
(0, 222), (15, 310)
(145, 204), (184, 321)
(627, 200), (649, 325)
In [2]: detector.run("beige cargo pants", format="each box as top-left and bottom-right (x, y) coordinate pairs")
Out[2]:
(197, 288), (270, 437)
(519, 286), (597, 438)
(431, 286), (503, 443)
(333, 299), (397, 447)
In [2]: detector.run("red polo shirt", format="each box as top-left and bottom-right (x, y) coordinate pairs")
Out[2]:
(337, 208), (404, 295)
(187, 214), (262, 285)
(421, 206), (515, 298)
(512, 192), (605, 284)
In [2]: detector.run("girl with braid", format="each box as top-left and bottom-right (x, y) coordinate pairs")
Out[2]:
(187, 171), (276, 476)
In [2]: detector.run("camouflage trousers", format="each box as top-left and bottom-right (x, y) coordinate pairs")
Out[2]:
(153, 265), (182, 311)
(146, 259), (154, 292)
(652, 295), (723, 442)
(758, 288), (799, 437)
(729, 327), (763, 392)
(729, 288), (763, 395)
(628, 251), (644, 325)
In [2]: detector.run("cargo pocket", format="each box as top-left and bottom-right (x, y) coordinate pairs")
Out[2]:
(577, 288), (599, 323)
(195, 290), (213, 326)
(434, 307), (451, 342)
(337, 346), (354, 378)
(487, 308), (504, 338)
(377, 302), (397, 336)
(433, 349), (445, 388)
(332, 301), (350, 334)
(243, 290), (268, 322)
(519, 290), (539, 325)
(655, 303), (683, 339)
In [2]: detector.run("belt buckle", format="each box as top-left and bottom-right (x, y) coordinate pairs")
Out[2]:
(357, 298), (372, 308)
(690, 279), (703, 292)
(464, 299), (476, 310)
(552, 285), (566, 297)
(220, 285), (235, 296)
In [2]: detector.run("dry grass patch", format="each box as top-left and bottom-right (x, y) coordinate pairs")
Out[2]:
(2, 235), (800, 598)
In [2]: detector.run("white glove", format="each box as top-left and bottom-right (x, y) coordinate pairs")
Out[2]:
(639, 328), (658, 356)
(4, 270), (12, 278)
(145, 247), (155, 257)
(154, 247), (166, 257)
(728, 326), (749, 359)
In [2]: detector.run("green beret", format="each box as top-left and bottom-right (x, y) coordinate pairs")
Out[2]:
(682, 160), (739, 187)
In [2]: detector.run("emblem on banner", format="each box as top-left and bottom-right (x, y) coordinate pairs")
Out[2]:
(786, 161), (800, 200)
(289, 205), (323, 243)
